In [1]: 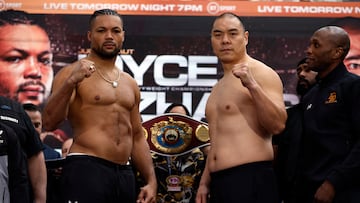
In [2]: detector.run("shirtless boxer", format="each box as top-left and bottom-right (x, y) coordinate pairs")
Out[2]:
(43, 9), (156, 203)
(196, 12), (287, 203)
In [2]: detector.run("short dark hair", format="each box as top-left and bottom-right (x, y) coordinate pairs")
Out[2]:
(0, 9), (36, 27)
(89, 9), (123, 29)
(215, 12), (246, 31)
(164, 103), (191, 116)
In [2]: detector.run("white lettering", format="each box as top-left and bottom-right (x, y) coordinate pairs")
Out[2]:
(177, 4), (202, 12)
(139, 92), (157, 116)
(43, 3), (68, 10)
(81, 54), (218, 87)
(219, 5), (236, 12)
(257, 5), (282, 13)
(154, 55), (188, 86)
(188, 56), (218, 86)
(121, 55), (156, 86)
(355, 7), (360, 13)
(0, 116), (19, 123)
(68, 3), (139, 11)
(193, 92), (210, 120)
(5, 3), (22, 9)
(141, 4), (175, 12)
(283, 6), (353, 14)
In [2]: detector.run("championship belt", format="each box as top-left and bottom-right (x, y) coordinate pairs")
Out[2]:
(142, 113), (210, 202)
(142, 113), (210, 156)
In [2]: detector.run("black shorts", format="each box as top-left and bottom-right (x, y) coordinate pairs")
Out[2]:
(58, 154), (135, 203)
(210, 161), (278, 203)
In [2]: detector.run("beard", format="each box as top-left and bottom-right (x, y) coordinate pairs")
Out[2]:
(296, 79), (314, 97)
(92, 46), (120, 59)
(296, 83), (309, 97)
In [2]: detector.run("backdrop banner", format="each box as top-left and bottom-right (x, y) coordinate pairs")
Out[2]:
(1, 0), (359, 121)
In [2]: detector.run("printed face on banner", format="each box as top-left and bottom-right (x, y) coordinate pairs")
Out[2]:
(344, 28), (360, 76)
(0, 24), (53, 106)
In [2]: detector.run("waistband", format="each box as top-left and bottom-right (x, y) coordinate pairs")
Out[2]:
(211, 160), (273, 178)
(66, 154), (132, 170)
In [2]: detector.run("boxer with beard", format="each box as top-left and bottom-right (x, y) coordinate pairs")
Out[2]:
(43, 9), (156, 203)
